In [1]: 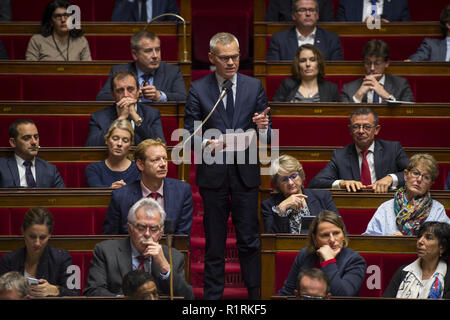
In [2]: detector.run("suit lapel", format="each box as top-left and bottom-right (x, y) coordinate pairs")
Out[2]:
(353, 0), (364, 21)
(210, 74), (232, 128)
(373, 140), (383, 180)
(232, 73), (244, 129)
(162, 178), (172, 216)
(34, 158), (44, 188)
(383, 74), (394, 98)
(349, 144), (361, 180)
(438, 39), (447, 61)
(6, 157), (20, 187)
(117, 238), (132, 278)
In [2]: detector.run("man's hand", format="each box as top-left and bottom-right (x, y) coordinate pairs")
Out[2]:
(205, 139), (226, 154)
(116, 97), (137, 120)
(367, 175), (393, 193)
(30, 279), (59, 297)
(141, 83), (162, 101)
(142, 240), (170, 274)
(110, 180), (127, 189)
(339, 180), (365, 192)
(252, 107), (270, 129)
(354, 74), (389, 101)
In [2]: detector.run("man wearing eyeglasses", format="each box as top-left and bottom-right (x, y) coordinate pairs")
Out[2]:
(84, 197), (194, 299)
(295, 268), (331, 300)
(309, 107), (409, 193)
(340, 39), (414, 103)
(267, 0), (343, 61)
(184, 32), (271, 300)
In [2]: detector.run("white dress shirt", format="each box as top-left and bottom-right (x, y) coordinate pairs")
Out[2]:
(295, 27), (316, 47)
(362, 0), (383, 22)
(15, 154), (36, 187)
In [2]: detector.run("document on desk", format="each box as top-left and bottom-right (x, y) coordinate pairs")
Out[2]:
(218, 130), (256, 152)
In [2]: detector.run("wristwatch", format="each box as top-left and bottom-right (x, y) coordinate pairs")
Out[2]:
(135, 117), (143, 127)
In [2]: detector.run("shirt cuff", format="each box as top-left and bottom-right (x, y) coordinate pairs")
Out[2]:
(389, 173), (399, 189)
(160, 267), (171, 280)
(320, 258), (337, 268)
(158, 91), (168, 102)
(332, 180), (342, 189)
(352, 95), (362, 103)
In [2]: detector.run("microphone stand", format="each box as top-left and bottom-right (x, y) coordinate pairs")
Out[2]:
(143, 13), (188, 62)
(167, 232), (174, 300)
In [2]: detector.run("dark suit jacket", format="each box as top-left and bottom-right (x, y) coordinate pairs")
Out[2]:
(340, 73), (415, 103)
(85, 102), (165, 146)
(337, 0), (411, 21)
(0, 156), (65, 188)
(111, 0), (179, 22)
(265, 0), (335, 22)
(267, 26), (343, 61)
(409, 38), (448, 62)
(83, 237), (194, 299)
(272, 78), (339, 102)
(308, 139), (410, 189)
(0, 245), (79, 296)
(102, 178), (193, 235)
(96, 61), (186, 102)
(261, 189), (338, 233)
(184, 72), (271, 189)
(0, 40), (8, 60)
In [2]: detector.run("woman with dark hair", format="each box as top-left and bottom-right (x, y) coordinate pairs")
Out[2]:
(277, 210), (366, 296)
(25, 0), (91, 61)
(0, 207), (79, 296)
(383, 221), (450, 299)
(272, 44), (339, 102)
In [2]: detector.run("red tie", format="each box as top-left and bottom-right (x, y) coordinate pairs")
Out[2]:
(149, 192), (158, 200)
(137, 255), (146, 270)
(361, 150), (372, 185)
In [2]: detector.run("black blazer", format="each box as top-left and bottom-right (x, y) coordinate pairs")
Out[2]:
(265, 0), (335, 22)
(0, 245), (79, 296)
(261, 188), (338, 233)
(272, 78), (340, 102)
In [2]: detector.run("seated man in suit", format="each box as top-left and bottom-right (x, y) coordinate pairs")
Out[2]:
(102, 138), (193, 235)
(87, 69), (165, 146)
(122, 270), (159, 300)
(96, 30), (186, 102)
(84, 197), (194, 299)
(267, 0), (342, 61)
(337, 0), (410, 22)
(111, 0), (179, 22)
(308, 107), (409, 193)
(265, 0), (334, 22)
(340, 39), (415, 103)
(407, 5), (450, 62)
(0, 119), (65, 188)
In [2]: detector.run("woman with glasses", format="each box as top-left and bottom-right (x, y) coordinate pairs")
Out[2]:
(272, 44), (339, 103)
(278, 210), (366, 296)
(25, 0), (91, 61)
(261, 154), (338, 234)
(383, 221), (450, 299)
(364, 154), (450, 236)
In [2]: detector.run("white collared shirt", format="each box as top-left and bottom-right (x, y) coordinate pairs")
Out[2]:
(295, 27), (316, 47)
(362, 0), (383, 22)
(130, 239), (170, 280)
(446, 37), (450, 62)
(140, 179), (165, 209)
(214, 72), (237, 109)
(14, 154), (36, 187)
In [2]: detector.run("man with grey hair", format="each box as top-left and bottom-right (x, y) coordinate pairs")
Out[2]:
(84, 197), (194, 299)
(0, 271), (30, 300)
(96, 30), (186, 102)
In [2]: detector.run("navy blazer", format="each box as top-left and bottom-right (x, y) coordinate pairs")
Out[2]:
(0, 156), (65, 188)
(111, 0), (179, 22)
(272, 78), (340, 102)
(308, 139), (410, 189)
(85, 102), (165, 146)
(278, 247), (366, 296)
(102, 178), (193, 235)
(409, 38), (448, 62)
(265, 0), (335, 22)
(261, 189), (339, 233)
(184, 72), (271, 189)
(267, 26), (343, 61)
(0, 245), (79, 296)
(337, 0), (411, 22)
(445, 172), (450, 190)
(96, 61), (187, 102)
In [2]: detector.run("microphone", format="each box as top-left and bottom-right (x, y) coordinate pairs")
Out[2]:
(164, 219), (175, 300)
(177, 80), (233, 181)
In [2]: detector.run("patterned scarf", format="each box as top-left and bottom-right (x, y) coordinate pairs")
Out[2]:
(394, 187), (432, 236)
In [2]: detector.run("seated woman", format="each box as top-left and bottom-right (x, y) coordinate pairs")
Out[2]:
(364, 154), (450, 236)
(277, 210), (366, 296)
(0, 207), (79, 296)
(85, 119), (140, 189)
(261, 154), (338, 234)
(272, 44), (339, 102)
(25, 0), (91, 61)
(383, 221), (450, 299)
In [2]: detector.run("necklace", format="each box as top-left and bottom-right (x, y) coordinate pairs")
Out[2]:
(52, 33), (70, 61)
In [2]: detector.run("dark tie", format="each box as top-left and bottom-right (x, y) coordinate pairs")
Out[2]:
(225, 84), (234, 123)
(140, 0), (148, 22)
(137, 255), (146, 270)
(370, 0), (377, 16)
(23, 161), (36, 188)
(149, 192), (159, 200)
(373, 90), (379, 103)
(141, 73), (152, 86)
(360, 150), (372, 186)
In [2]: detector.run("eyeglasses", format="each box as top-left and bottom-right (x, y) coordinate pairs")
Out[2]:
(298, 294), (325, 300)
(277, 172), (301, 184)
(363, 60), (385, 67)
(213, 53), (240, 63)
(133, 223), (161, 234)
(52, 13), (72, 20)
(409, 170), (432, 182)
(295, 8), (317, 14)
(349, 124), (377, 132)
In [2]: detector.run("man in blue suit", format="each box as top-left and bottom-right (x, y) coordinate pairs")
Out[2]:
(267, 0), (343, 61)
(96, 31), (186, 102)
(111, 0), (179, 22)
(184, 32), (271, 300)
(308, 107), (409, 193)
(337, 0), (410, 22)
(102, 138), (193, 235)
(87, 69), (165, 146)
(0, 119), (65, 188)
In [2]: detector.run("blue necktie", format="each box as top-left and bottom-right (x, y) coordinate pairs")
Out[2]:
(370, 0), (377, 17)
(373, 91), (380, 103)
(23, 161), (36, 188)
(141, 73), (153, 86)
(225, 84), (234, 124)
